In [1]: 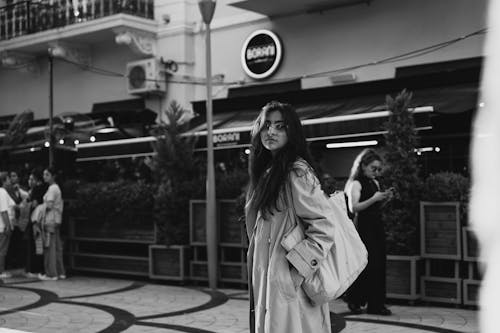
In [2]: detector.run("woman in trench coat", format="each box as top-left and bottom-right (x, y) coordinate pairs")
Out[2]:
(245, 101), (335, 333)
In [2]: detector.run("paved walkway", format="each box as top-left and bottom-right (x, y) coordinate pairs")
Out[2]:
(0, 275), (479, 333)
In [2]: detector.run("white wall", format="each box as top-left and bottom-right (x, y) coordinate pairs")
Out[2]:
(0, 0), (488, 120)
(0, 41), (140, 120)
(189, 0), (487, 102)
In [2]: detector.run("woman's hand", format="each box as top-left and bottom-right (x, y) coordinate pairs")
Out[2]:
(373, 190), (391, 202)
(4, 223), (12, 235)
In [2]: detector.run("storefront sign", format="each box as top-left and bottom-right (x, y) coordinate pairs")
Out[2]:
(241, 30), (283, 80)
(213, 132), (240, 146)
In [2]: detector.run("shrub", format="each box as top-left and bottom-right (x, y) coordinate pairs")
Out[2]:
(381, 90), (422, 255)
(150, 101), (202, 245)
(70, 180), (156, 239)
(216, 167), (248, 199)
(71, 101), (250, 245)
(154, 177), (204, 245)
(217, 167), (249, 228)
(422, 171), (470, 225)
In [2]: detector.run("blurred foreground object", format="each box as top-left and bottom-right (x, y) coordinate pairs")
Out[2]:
(470, 1), (500, 331)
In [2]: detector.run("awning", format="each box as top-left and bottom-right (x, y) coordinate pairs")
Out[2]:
(0, 108), (157, 153)
(75, 82), (478, 161)
(76, 136), (156, 162)
(76, 107), (432, 161)
(189, 83), (478, 134)
(186, 106), (433, 151)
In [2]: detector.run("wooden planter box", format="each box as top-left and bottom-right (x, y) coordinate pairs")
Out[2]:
(189, 200), (208, 245)
(71, 253), (150, 276)
(420, 202), (461, 259)
(386, 255), (421, 300)
(189, 199), (243, 246)
(190, 260), (208, 281)
(462, 227), (479, 262)
(462, 260), (481, 306)
(219, 200), (245, 246)
(219, 262), (247, 283)
(421, 276), (462, 304)
(68, 237), (150, 277)
(149, 245), (190, 281)
(463, 279), (480, 306)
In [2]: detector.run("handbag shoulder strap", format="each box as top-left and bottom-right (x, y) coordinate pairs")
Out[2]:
(285, 178), (300, 228)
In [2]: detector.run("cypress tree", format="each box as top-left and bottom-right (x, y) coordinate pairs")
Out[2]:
(382, 89), (422, 255)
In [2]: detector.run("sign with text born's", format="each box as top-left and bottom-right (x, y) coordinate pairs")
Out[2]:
(420, 202), (461, 259)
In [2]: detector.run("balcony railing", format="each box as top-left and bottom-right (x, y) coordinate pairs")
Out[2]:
(0, 0), (154, 41)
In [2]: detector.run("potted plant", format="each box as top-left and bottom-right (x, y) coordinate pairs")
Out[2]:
(148, 101), (203, 281)
(420, 171), (473, 304)
(381, 90), (422, 301)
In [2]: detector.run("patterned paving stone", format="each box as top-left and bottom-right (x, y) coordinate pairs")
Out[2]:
(72, 284), (212, 318)
(0, 302), (113, 333)
(0, 287), (40, 312)
(18, 277), (134, 299)
(0, 276), (480, 333)
(146, 298), (250, 333)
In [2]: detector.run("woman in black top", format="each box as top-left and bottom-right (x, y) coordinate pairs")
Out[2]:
(25, 169), (47, 277)
(344, 149), (393, 316)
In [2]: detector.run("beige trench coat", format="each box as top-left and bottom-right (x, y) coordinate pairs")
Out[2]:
(246, 160), (335, 333)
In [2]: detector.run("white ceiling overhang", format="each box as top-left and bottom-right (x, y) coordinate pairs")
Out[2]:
(228, 0), (371, 17)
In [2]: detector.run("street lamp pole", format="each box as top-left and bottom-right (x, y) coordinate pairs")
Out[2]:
(48, 54), (54, 167)
(198, 0), (217, 290)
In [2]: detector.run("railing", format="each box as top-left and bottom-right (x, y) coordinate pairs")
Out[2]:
(0, 0), (154, 41)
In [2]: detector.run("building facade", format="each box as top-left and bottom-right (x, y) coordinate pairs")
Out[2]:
(0, 0), (487, 177)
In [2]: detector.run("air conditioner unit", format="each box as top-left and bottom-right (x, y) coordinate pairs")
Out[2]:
(126, 58), (166, 95)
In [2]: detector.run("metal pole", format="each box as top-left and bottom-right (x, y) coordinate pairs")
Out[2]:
(205, 21), (217, 290)
(48, 54), (54, 167)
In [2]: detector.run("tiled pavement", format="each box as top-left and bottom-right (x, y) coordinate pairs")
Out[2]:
(0, 275), (479, 333)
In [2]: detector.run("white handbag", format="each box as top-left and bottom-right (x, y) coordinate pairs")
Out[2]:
(282, 188), (368, 306)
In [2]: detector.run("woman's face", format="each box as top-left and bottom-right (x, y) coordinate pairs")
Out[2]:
(260, 110), (288, 154)
(362, 160), (382, 180)
(9, 172), (18, 185)
(1, 176), (11, 187)
(43, 170), (53, 183)
(28, 174), (35, 188)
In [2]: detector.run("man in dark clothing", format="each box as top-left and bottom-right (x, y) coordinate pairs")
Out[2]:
(5, 171), (29, 271)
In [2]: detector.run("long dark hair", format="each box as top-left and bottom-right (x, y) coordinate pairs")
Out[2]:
(345, 148), (382, 186)
(0, 171), (9, 187)
(248, 101), (317, 216)
(44, 166), (59, 184)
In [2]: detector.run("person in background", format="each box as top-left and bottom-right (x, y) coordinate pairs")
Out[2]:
(5, 170), (29, 271)
(245, 101), (335, 333)
(344, 148), (393, 315)
(321, 172), (337, 196)
(0, 172), (15, 279)
(38, 167), (65, 281)
(25, 168), (47, 278)
(6, 171), (28, 204)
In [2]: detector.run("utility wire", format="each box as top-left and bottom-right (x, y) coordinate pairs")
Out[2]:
(303, 28), (487, 78)
(55, 27), (487, 86)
